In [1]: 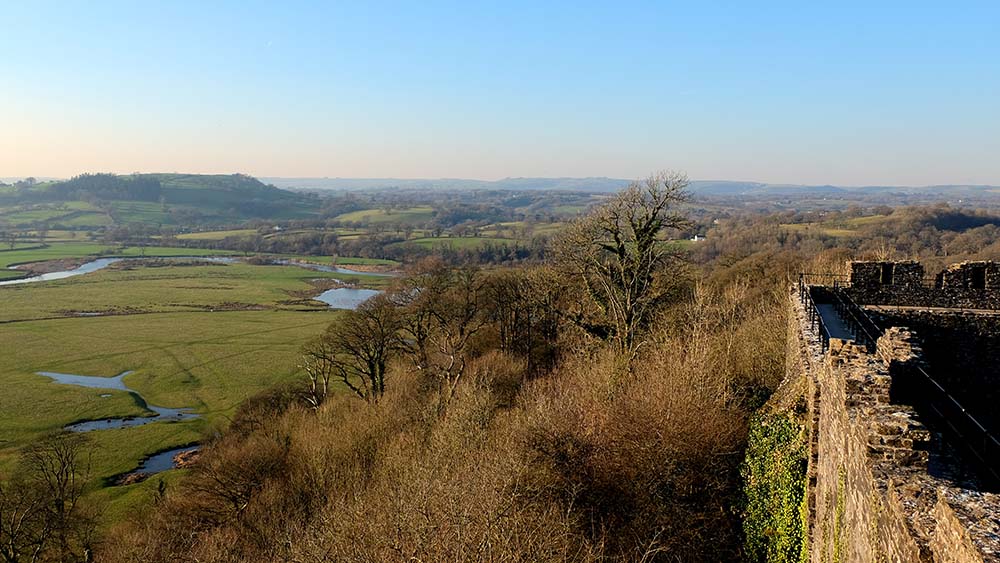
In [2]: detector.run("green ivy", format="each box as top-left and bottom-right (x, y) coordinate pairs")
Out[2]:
(741, 412), (808, 563)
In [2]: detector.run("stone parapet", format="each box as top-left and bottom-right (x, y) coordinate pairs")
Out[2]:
(791, 292), (1000, 562)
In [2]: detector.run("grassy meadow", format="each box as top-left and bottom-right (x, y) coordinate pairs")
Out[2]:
(0, 252), (389, 515)
(334, 205), (436, 224)
(0, 259), (390, 322)
(0, 242), (237, 279)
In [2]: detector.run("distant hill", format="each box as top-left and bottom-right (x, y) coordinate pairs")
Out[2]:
(263, 176), (1000, 199)
(0, 173), (319, 227)
(262, 177), (633, 192)
(687, 181), (1000, 198)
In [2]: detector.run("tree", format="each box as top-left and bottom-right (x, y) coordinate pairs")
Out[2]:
(0, 231), (16, 251)
(554, 170), (690, 360)
(301, 294), (403, 406)
(397, 266), (490, 412)
(481, 267), (561, 373)
(0, 433), (96, 563)
(0, 474), (49, 563)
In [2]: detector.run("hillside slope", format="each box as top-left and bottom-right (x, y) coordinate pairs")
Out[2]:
(0, 173), (320, 227)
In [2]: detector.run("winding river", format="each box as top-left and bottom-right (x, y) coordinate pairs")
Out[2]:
(0, 255), (238, 286)
(38, 370), (199, 432)
(0, 257), (124, 286)
(16, 256), (393, 477)
(38, 370), (200, 478)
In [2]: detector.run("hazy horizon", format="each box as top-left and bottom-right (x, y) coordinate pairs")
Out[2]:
(8, 173), (1000, 191)
(4, 1), (1000, 185)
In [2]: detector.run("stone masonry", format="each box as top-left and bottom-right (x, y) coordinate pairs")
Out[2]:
(847, 260), (1000, 310)
(791, 291), (1000, 562)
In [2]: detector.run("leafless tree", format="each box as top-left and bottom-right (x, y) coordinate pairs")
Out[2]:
(301, 293), (403, 406)
(0, 475), (49, 563)
(481, 268), (561, 372)
(398, 266), (490, 412)
(554, 170), (690, 360)
(0, 433), (96, 563)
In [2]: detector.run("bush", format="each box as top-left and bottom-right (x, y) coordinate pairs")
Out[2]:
(741, 412), (808, 563)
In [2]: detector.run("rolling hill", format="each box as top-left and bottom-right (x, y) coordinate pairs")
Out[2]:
(0, 173), (320, 227)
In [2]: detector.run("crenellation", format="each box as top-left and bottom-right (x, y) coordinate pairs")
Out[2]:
(849, 260), (924, 289)
(941, 261), (1000, 290)
(846, 260), (1000, 310)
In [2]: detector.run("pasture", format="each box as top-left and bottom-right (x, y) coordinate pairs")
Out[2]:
(0, 254), (387, 515)
(335, 206), (436, 225)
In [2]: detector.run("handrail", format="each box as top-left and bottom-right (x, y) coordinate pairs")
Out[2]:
(798, 282), (832, 351)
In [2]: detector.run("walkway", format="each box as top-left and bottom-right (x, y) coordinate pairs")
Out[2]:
(815, 303), (854, 340)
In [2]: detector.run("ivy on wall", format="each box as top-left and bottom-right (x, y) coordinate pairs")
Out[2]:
(741, 412), (809, 563)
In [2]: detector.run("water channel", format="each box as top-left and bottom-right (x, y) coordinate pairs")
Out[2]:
(18, 255), (391, 478)
(38, 370), (199, 476)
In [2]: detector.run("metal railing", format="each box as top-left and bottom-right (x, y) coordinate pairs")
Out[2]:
(830, 289), (881, 352)
(798, 272), (849, 292)
(798, 282), (832, 351)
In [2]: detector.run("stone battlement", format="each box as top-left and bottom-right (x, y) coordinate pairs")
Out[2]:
(792, 293), (1000, 562)
(846, 260), (1000, 310)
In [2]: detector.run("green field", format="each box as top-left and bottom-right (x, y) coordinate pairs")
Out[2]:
(401, 236), (514, 249)
(0, 258), (391, 322)
(108, 201), (175, 224)
(176, 228), (260, 240)
(0, 243), (236, 280)
(780, 223), (858, 237)
(480, 221), (567, 238)
(0, 201), (100, 223)
(0, 252), (391, 514)
(274, 254), (398, 266)
(0, 310), (340, 477)
(778, 214), (894, 239)
(335, 206), (436, 225)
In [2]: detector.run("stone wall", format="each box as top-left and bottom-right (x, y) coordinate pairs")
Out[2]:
(845, 260), (1000, 309)
(941, 261), (1000, 290)
(868, 309), (1000, 433)
(846, 285), (1000, 310)
(788, 293), (1000, 562)
(849, 260), (924, 289)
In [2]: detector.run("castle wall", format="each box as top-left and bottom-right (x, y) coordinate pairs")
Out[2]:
(845, 260), (1000, 309)
(869, 309), (1000, 433)
(810, 334), (931, 562)
(788, 292), (1000, 562)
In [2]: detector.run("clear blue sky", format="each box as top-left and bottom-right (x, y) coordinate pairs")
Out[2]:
(3, 1), (999, 185)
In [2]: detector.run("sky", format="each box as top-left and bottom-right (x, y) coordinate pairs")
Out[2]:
(3, 1), (1000, 186)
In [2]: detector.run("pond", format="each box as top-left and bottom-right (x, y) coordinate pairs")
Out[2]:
(314, 287), (382, 309)
(132, 446), (200, 475)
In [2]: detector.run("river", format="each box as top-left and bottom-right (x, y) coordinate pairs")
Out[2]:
(38, 370), (200, 477)
(0, 256), (240, 286)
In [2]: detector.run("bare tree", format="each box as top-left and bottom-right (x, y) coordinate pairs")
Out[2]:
(0, 433), (96, 563)
(554, 171), (690, 360)
(0, 475), (49, 563)
(398, 266), (490, 412)
(481, 268), (560, 372)
(301, 293), (403, 406)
